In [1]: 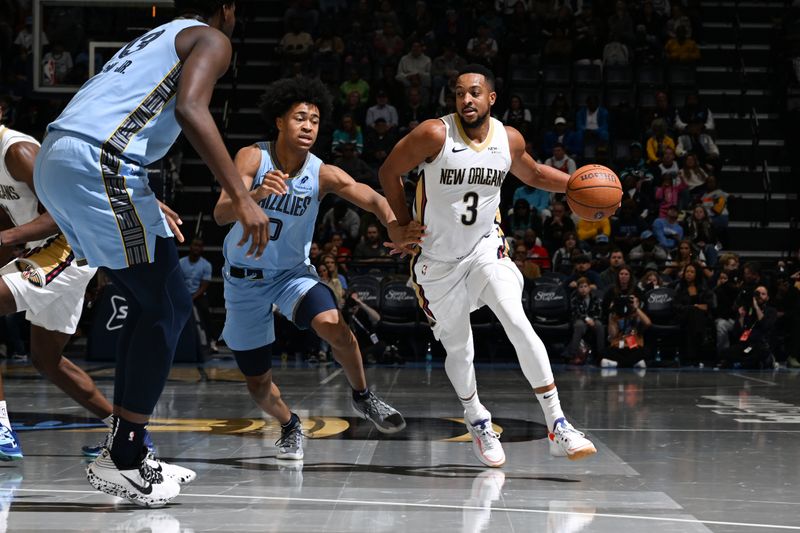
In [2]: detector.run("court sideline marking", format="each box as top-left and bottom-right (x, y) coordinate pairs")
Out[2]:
(319, 368), (343, 385)
(731, 373), (776, 385)
(4, 487), (799, 530)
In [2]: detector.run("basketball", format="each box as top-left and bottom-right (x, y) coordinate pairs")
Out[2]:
(566, 164), (623, 221)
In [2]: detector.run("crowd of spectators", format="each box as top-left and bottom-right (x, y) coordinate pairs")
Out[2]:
(0, 0), (797, 368)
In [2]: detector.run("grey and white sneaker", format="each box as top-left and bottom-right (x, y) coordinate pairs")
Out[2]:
(87, 448), (180, 508)
(145, 452), (196, 484)
(352, 391), (406, 434)
(276, 423), (304, 461)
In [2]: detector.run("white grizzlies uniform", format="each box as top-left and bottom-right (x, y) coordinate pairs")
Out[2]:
(0, 126), (96, 334)
(410, 114), (521, 336)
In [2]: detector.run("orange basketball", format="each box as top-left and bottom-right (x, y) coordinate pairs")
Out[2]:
(566, 164), (623, 221)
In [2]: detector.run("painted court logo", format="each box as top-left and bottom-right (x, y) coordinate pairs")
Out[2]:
(698, 395), (800, 423)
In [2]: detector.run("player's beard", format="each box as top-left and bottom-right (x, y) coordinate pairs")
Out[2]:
(459, 108), (489, 129)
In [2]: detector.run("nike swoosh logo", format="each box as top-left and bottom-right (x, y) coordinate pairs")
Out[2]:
(121, 474), (153, 495)
(452, 147), (469, 153)
(543, 392), (556, 399)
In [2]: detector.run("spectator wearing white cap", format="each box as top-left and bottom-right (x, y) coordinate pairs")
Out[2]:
(542, 116), (582, 159)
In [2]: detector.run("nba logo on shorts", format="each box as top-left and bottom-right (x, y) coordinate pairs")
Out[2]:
(422, 264), (428, 275)
(593, 211), (605, 220)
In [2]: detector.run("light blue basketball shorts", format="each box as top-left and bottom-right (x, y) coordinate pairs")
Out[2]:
(33, 131), (172, 269)
(221, 262), (322, 351)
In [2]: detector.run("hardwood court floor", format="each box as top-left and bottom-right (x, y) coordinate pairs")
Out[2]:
(1, 358), (798, 532)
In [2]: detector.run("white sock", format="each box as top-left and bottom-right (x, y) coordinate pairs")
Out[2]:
(460, 391), (490, 425)
(102, 414), (115, 428)
(535, 387), (565, 432)
(0, 401), (10, 429)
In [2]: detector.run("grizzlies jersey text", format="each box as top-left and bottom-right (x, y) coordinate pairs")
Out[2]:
(415, 114), (512, 262)
(47, 19), (206, 166)
(223, 142), (322, 271)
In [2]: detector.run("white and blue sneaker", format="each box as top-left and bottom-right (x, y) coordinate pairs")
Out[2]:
(0, 424), (22, 461)
(548, 418), (596, 461)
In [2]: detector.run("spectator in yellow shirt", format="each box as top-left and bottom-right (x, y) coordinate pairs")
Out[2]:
(577, 217), (611, 243)
(665, 27), (701, 63)
(646, 118), (676, 164)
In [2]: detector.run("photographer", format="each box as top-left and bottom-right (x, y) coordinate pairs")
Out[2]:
(601, 293), (651, 369)
(717, 286), (777, 369)
(342, 289), (399, 365)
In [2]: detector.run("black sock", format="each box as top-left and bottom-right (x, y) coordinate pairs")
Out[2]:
(281, 413), (300, 431)
(109, 417), (147, 469)
(352, 387), (370, 401)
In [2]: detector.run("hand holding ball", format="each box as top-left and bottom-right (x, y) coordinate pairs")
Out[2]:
(566, 165), (623, 220)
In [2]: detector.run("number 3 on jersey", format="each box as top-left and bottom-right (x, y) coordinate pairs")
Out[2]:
(461, 192), (478, 225)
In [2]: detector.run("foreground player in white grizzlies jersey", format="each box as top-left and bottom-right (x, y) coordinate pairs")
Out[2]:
(379, 65), (596, 467)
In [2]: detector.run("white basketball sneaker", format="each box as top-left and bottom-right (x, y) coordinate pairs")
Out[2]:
(145, 452), (196, 485)
(87, 448), (180, 508)
(549, 418), (597, 461)
(465, 414), (506, 468)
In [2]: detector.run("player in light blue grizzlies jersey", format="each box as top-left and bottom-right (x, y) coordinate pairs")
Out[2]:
(32, 1), (269, 508)
(214, 77), (423, 461)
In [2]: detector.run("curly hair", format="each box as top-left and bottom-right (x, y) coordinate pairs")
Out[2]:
(258, 77), (333, 126)
(173, 1), (232, 19)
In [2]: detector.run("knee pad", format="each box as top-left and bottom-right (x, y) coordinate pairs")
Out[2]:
(295, 283), (337, 329)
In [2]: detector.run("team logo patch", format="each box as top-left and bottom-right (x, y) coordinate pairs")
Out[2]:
(19, 264), (44, 288)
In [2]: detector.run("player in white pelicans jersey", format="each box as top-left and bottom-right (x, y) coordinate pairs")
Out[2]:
(412, 112), (511, 263)
(379, 65), (596, 467)
(0, 116), (111, 461)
